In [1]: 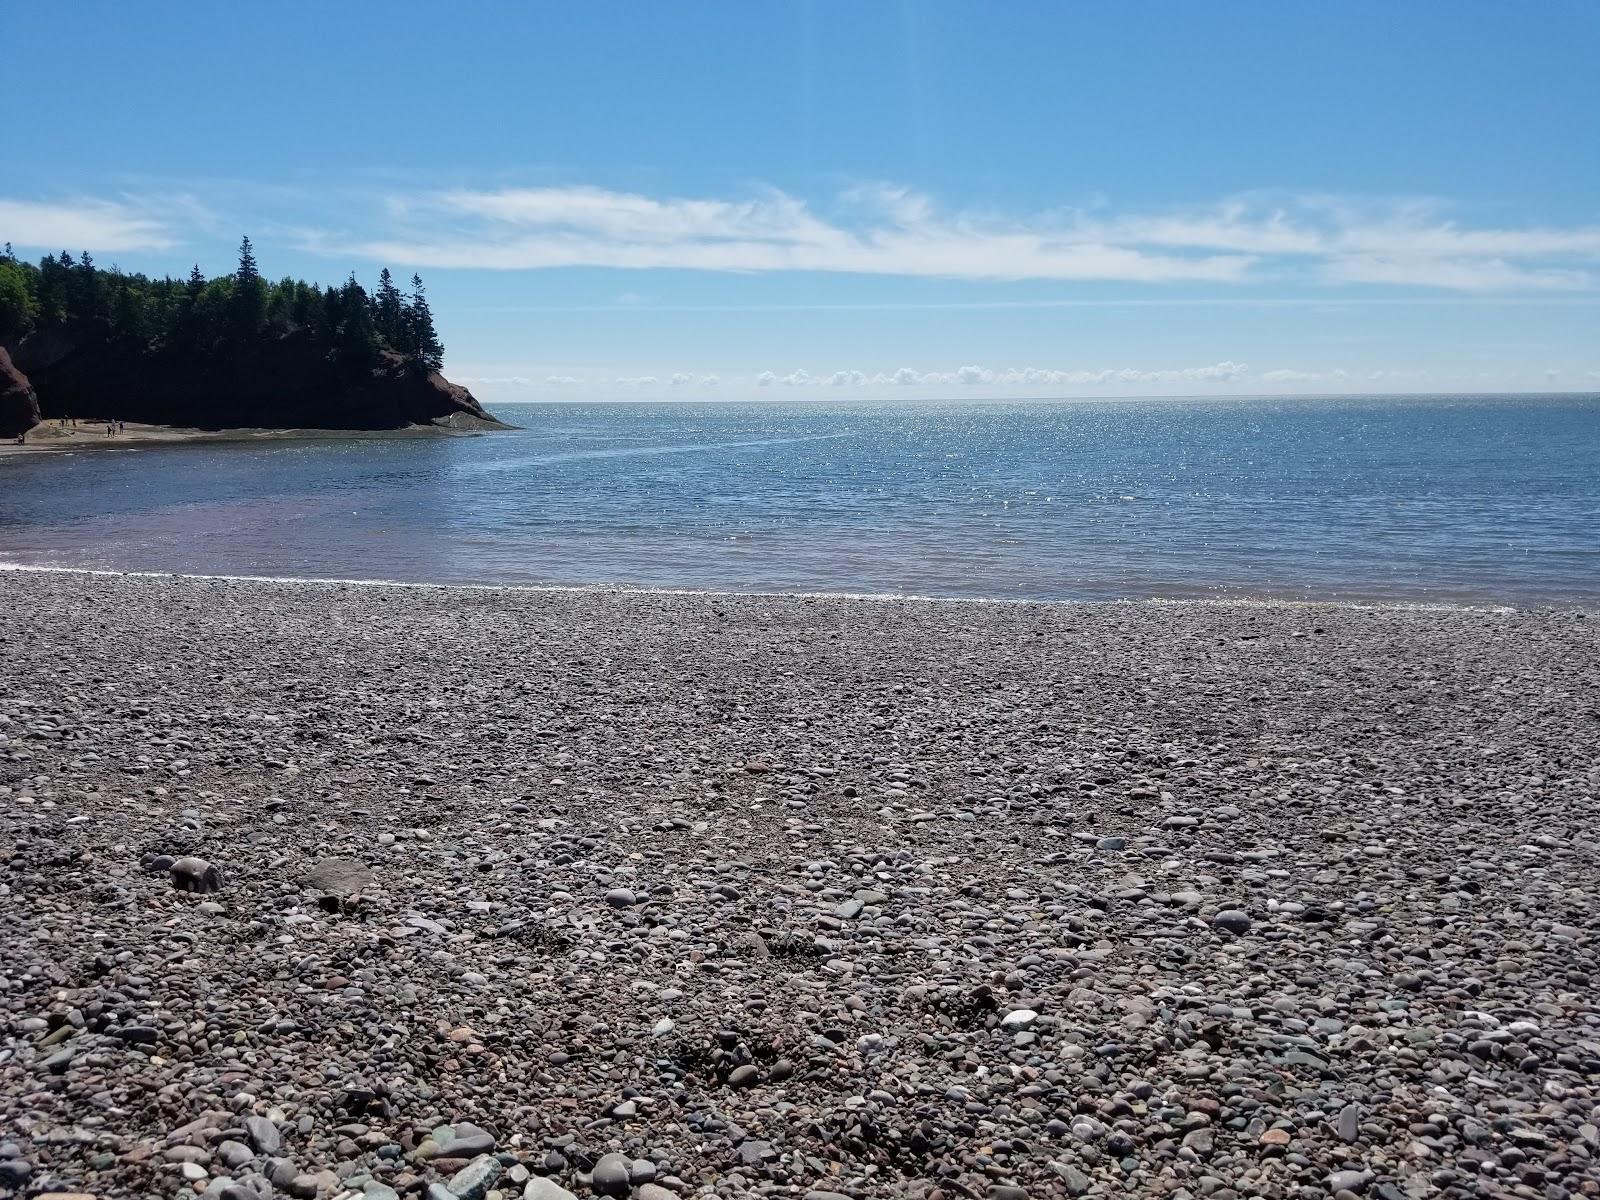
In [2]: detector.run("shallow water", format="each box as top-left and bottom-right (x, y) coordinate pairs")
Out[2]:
(2, 396), (1597, 603)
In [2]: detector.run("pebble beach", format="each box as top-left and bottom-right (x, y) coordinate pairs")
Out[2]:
(2, 568), (1598, 1200)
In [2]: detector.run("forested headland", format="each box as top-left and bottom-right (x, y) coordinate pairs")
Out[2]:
(0, 238), (500, 437)
(0, 238), (444, 371)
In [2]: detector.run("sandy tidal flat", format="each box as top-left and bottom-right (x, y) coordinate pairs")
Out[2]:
(1, 570), (1598, 1200)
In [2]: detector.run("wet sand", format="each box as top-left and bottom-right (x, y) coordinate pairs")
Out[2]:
(0, 421), (494, 458)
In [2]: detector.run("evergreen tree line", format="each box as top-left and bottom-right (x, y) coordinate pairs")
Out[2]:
(0, 237), (444, 371)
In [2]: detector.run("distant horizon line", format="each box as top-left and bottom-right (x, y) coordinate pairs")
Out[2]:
(482, 388), (1600, 407)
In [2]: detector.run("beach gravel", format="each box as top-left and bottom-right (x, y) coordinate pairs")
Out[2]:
(1, 570), (1598, 1200)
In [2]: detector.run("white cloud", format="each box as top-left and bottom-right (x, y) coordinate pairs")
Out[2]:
(669, 372), (694, 386)
(1323, 255), (1590, 292)
(345, 184), (1254, 283)
(755, 368), (814, 386)
(0, 197), (177, 252)
(981, 361), (1250, 386)
(329, 183), (1600, 291)
(753, 361), (1255, 392)
(1261, 368), (1338, 383)
(1103, 194), (1600, 290)
(545, 375), (583, 386)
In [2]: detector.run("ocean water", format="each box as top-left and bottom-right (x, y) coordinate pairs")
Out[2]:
(2, 396), (1597, 604)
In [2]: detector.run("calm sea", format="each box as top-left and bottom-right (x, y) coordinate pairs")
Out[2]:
(2, 396), (1597, 604)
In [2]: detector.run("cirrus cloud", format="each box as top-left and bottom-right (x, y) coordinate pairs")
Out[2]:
(0, 197), (179, 252)
(330, 183), (1600, 292)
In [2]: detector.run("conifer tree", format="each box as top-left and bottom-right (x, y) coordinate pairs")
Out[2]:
(337, 273), (378, 363)
(235, 237), (259, 286)
(403, 273), (444, 371)
(229, 236), (266, 343)
(74, 251), (106, 323)
(0, 246), (456, 376)
(373, 267), (405, 346)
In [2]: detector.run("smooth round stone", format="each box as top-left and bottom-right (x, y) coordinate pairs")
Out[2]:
(216, 1140), (254, 1169)
(628, 1158), (657, 1184)
(1327, 1169), (1369, 1194)
(604, 888), (637, 908)
(590, 1152), (632, 1197)
(524, 1175), (578, 1200)
(1213, 909), (1253, 934)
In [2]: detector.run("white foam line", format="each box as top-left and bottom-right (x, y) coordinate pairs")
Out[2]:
(0, 561), (1530, 614)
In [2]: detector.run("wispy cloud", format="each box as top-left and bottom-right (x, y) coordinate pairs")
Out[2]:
(9, 180), (1594, 294)
(341, 184), (1254, 283)
(0, 197), (180, 252)
(327, 183), (1600, 291)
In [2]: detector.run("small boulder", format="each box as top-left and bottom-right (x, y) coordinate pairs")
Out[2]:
(170, 857), (221, 894)
(448, 1154), (502, 1200)
(590, 1152), (632, 1197)
(244, 1116), (281, 1155)
(301, 857), (374, 897)
(1213, 909), (1252, 934)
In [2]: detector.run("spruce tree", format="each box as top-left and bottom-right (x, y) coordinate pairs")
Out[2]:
(373, 267), (404, 347)
(229, 236), (266, 343)
(73, 251), (104, 323)
(403, 273), (444, 371)
(235, 237), (259, 286)
(337, 273), (378, 363)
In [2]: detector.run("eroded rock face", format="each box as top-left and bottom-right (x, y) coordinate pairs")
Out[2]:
(0, 346), (40, 437)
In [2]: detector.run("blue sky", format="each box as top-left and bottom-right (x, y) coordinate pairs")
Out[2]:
(6, 2), (1599, 401)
